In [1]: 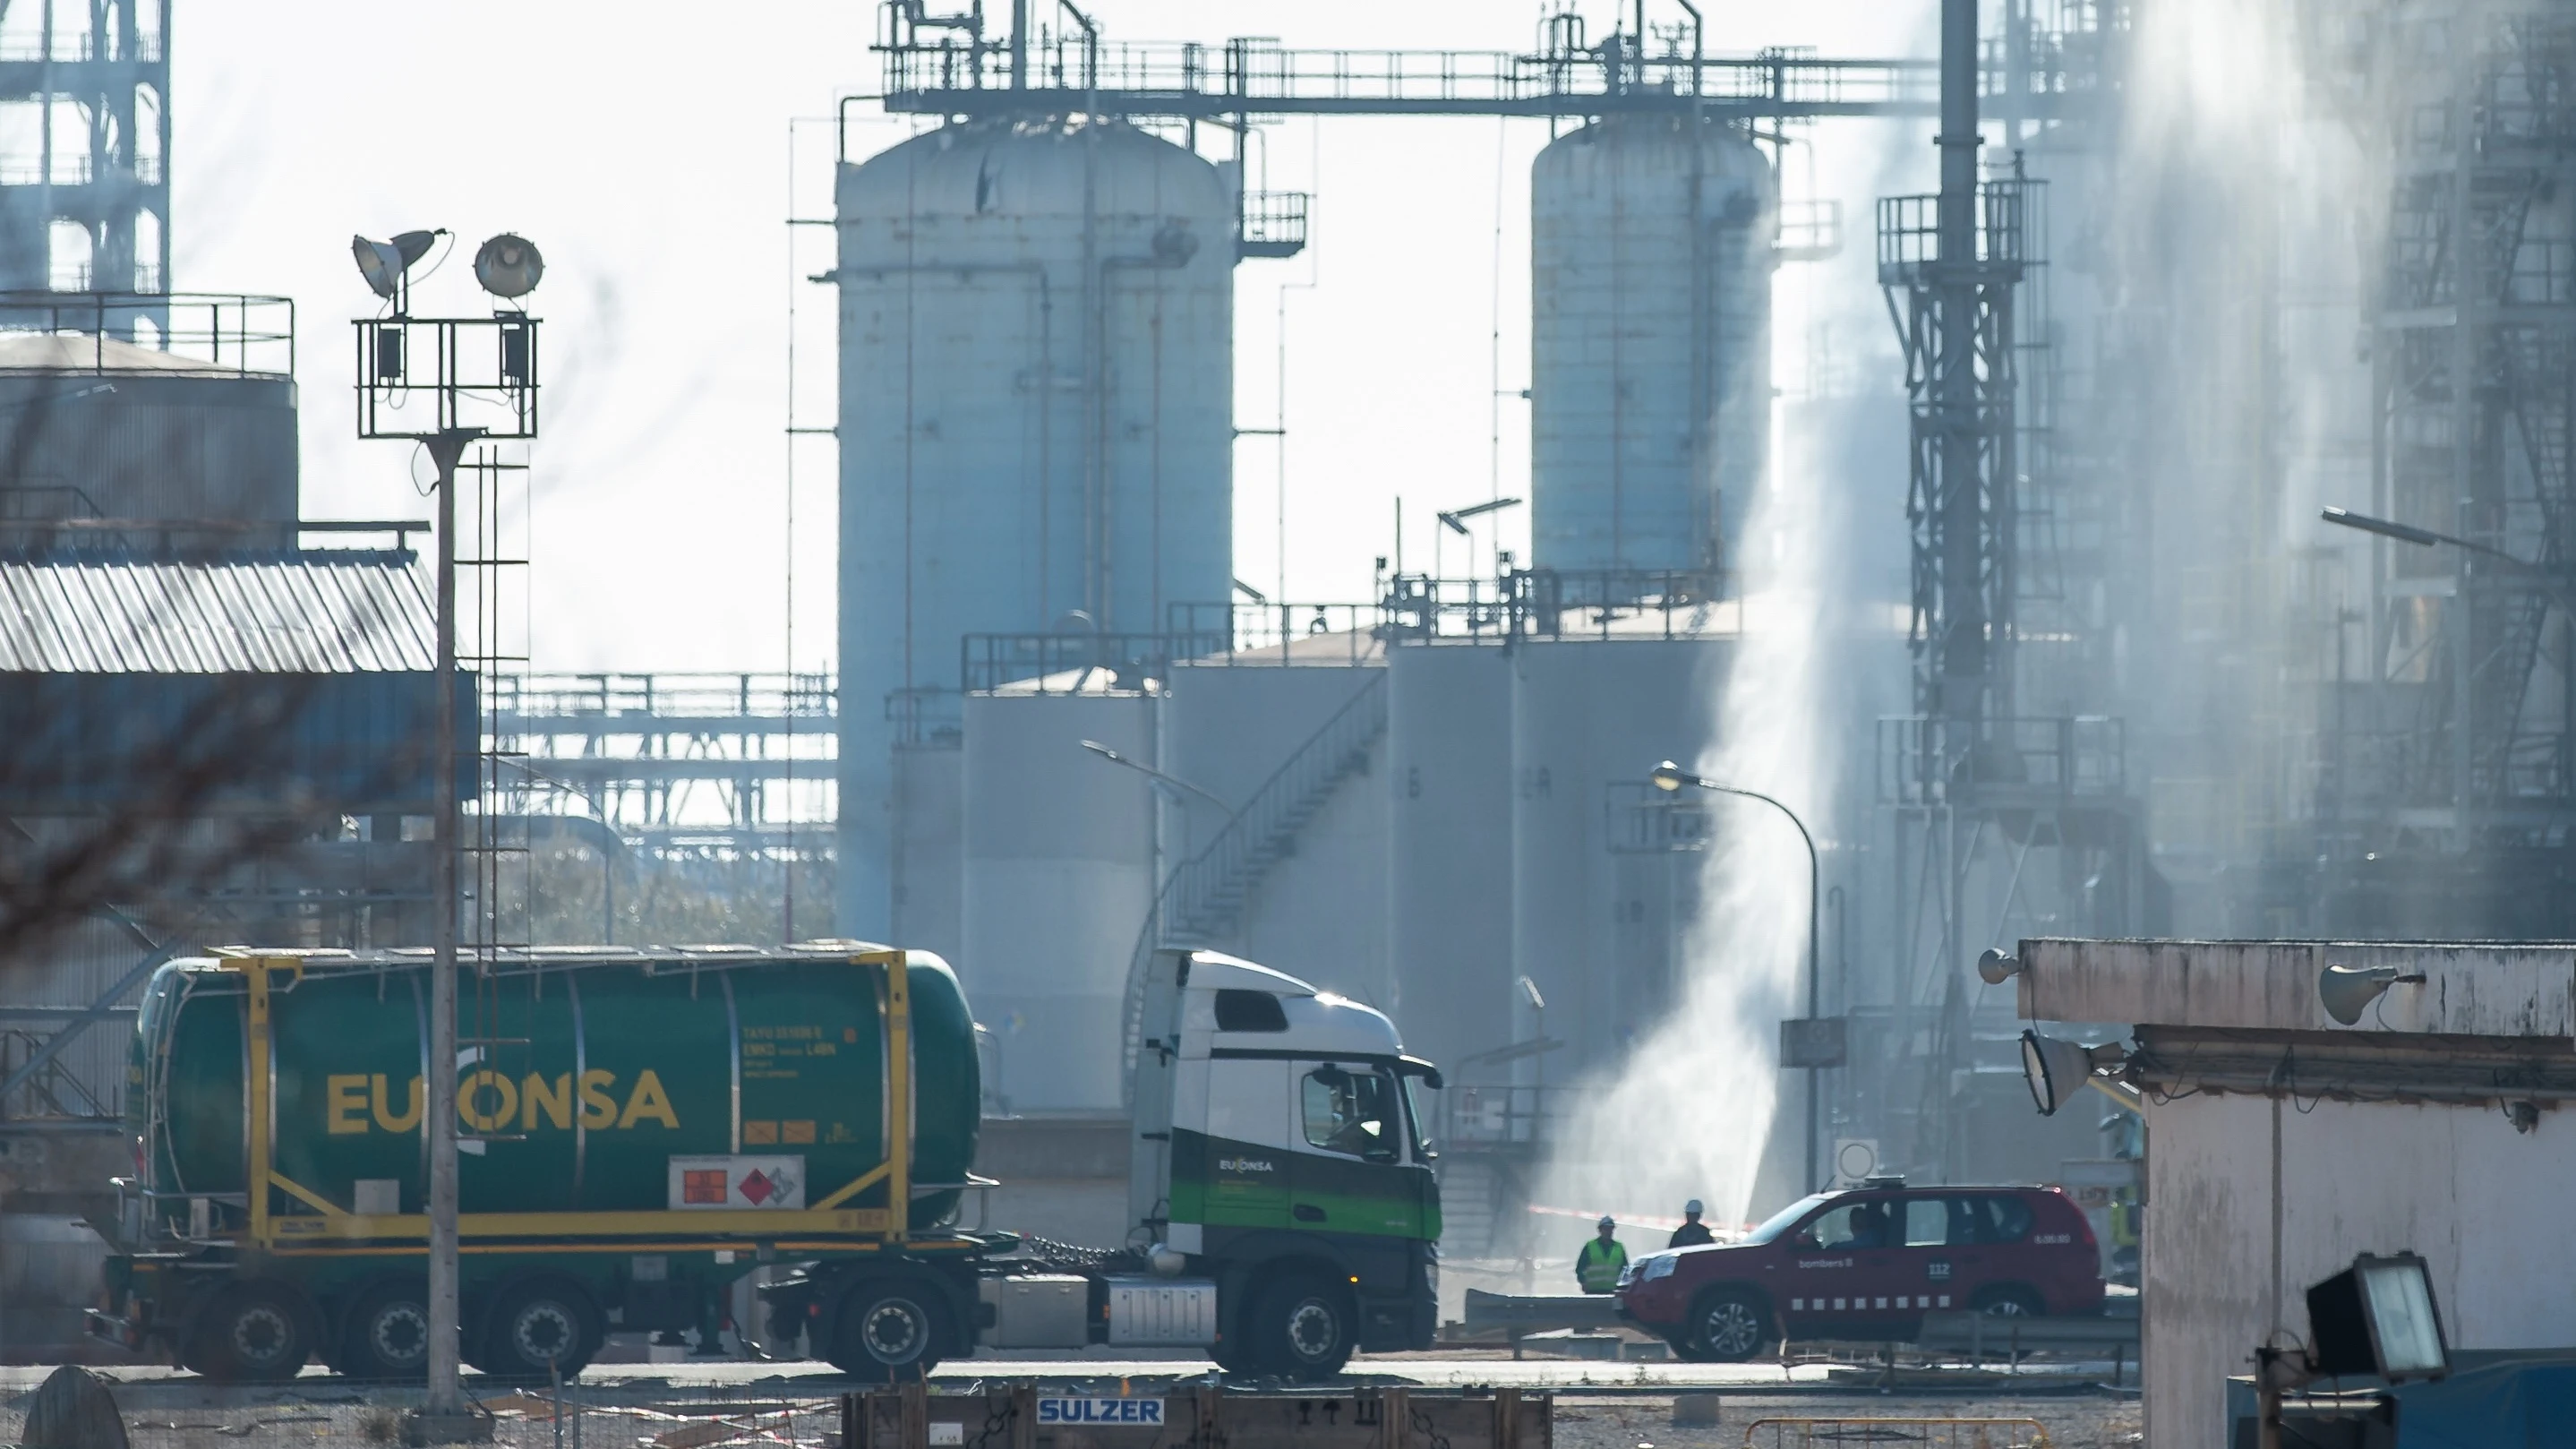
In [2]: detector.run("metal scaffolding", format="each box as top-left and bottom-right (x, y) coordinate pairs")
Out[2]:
(2348, 6), (2576, 901)
(0, 0), (171, 298)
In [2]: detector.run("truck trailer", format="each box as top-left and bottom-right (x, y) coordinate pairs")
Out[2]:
(86, 944), (1441, 1384)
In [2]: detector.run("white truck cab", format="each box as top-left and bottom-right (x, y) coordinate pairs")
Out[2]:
(1127, 949), (1442, 1376)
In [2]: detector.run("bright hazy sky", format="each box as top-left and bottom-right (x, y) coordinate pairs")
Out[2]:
(158, 1), (1934, 674)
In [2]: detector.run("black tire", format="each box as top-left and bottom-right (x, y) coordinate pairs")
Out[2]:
(1684, 1288), (1770, 1363)
(193, 1282), (314, 1383)
(339, 1282), (433, 1381)
(1246, 1273), (1355, 1382)
(1972, 1283), (2045, 1318)
(476, 1279), (602, 1381)
(1209, 1338), (1254, 1376)
(826, 1280), (949, 1382)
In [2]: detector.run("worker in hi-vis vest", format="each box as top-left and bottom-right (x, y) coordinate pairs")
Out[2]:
(1576, 1215), (1630, 1294)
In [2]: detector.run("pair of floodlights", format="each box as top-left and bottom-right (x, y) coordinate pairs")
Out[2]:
(351, 229), (543, 310)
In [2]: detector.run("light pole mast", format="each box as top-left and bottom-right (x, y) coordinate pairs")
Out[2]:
(421, 426), (475, 1424)
(352, 228), (543, 1443)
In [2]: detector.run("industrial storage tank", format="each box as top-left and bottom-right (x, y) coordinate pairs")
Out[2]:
(1530, 115), (1776, 578)
(0, 330), (297, 538)
(1508, 631), (1727, 1074)
(836, 120), (1235, 939)
(1384, 641), (1513, 1079)
(959, 684), (1156, 1111)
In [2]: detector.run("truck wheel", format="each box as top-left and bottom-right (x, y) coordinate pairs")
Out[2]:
(340, 1282), (432, 1381)
(479, 1280), (601, 1381)
(826, 1280), (949, 1382)
(1686, 1288), (1770, 1362)
(193, 1282), (314, 1383)
(1248, 1273), (1354, 1382)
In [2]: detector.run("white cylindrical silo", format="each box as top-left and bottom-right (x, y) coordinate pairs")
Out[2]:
(1531, 115), (1776, 578)
(959, 687), (1157, 1112)
(836, 119), (1235, 938)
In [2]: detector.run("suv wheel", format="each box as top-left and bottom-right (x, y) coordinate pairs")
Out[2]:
(1247, 1273), (1354, 1381)
(1687, 1288), (1770, 1362)
(1973, 1283), (2045, 1318)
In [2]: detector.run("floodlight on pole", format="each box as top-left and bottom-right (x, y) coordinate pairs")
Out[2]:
(351, 229), (442, 312)
(1976, 947), (2024, 985)
(474, 233), (544, 300)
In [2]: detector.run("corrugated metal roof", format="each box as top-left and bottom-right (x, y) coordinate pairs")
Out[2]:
(0, 551), (436, 672)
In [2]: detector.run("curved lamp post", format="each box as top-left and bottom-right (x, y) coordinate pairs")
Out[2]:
(1652, 760), (1825, 1195)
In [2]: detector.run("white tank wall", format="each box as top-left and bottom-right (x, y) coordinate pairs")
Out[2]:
(1509, 638), (1727, 1073)
(1531, 115), (1776, 575)
(889, 740), (963, 966)
(959, 690), (1157, 1112)
(1385, 643), (1515, 1079)
(837, 119), (1235, 938)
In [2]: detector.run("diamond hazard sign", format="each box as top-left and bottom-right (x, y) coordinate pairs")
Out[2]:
(667, 1154), (806, 1210)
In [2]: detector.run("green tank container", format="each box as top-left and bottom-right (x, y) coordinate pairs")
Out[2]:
(126, 947), (979, 1231)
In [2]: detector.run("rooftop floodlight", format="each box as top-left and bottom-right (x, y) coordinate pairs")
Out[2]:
(2020, 1028), (2126, 1117)
(2318, 961), (2424, 1026)
(352, 229), (441, 301)
(1976, 948), (2024, 986)
(2306, 1252), (2451, 1383)
(474, 233), (545, 300)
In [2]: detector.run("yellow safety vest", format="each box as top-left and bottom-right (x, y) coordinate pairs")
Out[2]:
(1577, 1237), (1630, 1292)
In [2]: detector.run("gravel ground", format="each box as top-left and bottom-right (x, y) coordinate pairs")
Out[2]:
(3, 1378), (2141, 1449)
(1553, 1394), (2140, 1449)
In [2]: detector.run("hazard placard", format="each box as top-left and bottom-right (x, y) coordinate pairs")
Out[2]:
(666, 1154), (806, 1210)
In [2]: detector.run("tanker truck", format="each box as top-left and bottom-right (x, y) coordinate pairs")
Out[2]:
(85, 944), (1441, 1385)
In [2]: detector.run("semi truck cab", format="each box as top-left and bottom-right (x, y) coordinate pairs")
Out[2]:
(1127, 949), (1443, 1376)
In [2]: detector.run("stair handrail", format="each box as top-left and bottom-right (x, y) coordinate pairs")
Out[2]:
(1168, 672), (1388, 939)
(1116, 671), (1390, 1101)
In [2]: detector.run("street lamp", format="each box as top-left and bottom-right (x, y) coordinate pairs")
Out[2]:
(1651, 760), (1827, 1193)
(355, 229), (543, 1445)
(1080, 738), (1238, 827)
(2320, 505), (2576, 617)
(1435, 495), (1522, 579)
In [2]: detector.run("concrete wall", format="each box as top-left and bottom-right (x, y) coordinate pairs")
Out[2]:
(2142, 1091), (2576, 1447)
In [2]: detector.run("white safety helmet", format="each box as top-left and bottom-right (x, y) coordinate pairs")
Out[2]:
(1597, 1214), (1615, 1230)
(1684, 1199), (1704, 1215)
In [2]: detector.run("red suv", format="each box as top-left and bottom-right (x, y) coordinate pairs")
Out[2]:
(1614, 1181), (2103, 1360)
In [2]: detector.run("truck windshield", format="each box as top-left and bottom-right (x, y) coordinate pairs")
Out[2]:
(1302, 1067), (1400, 1161)
(1399, 1075), (1433, 1161)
